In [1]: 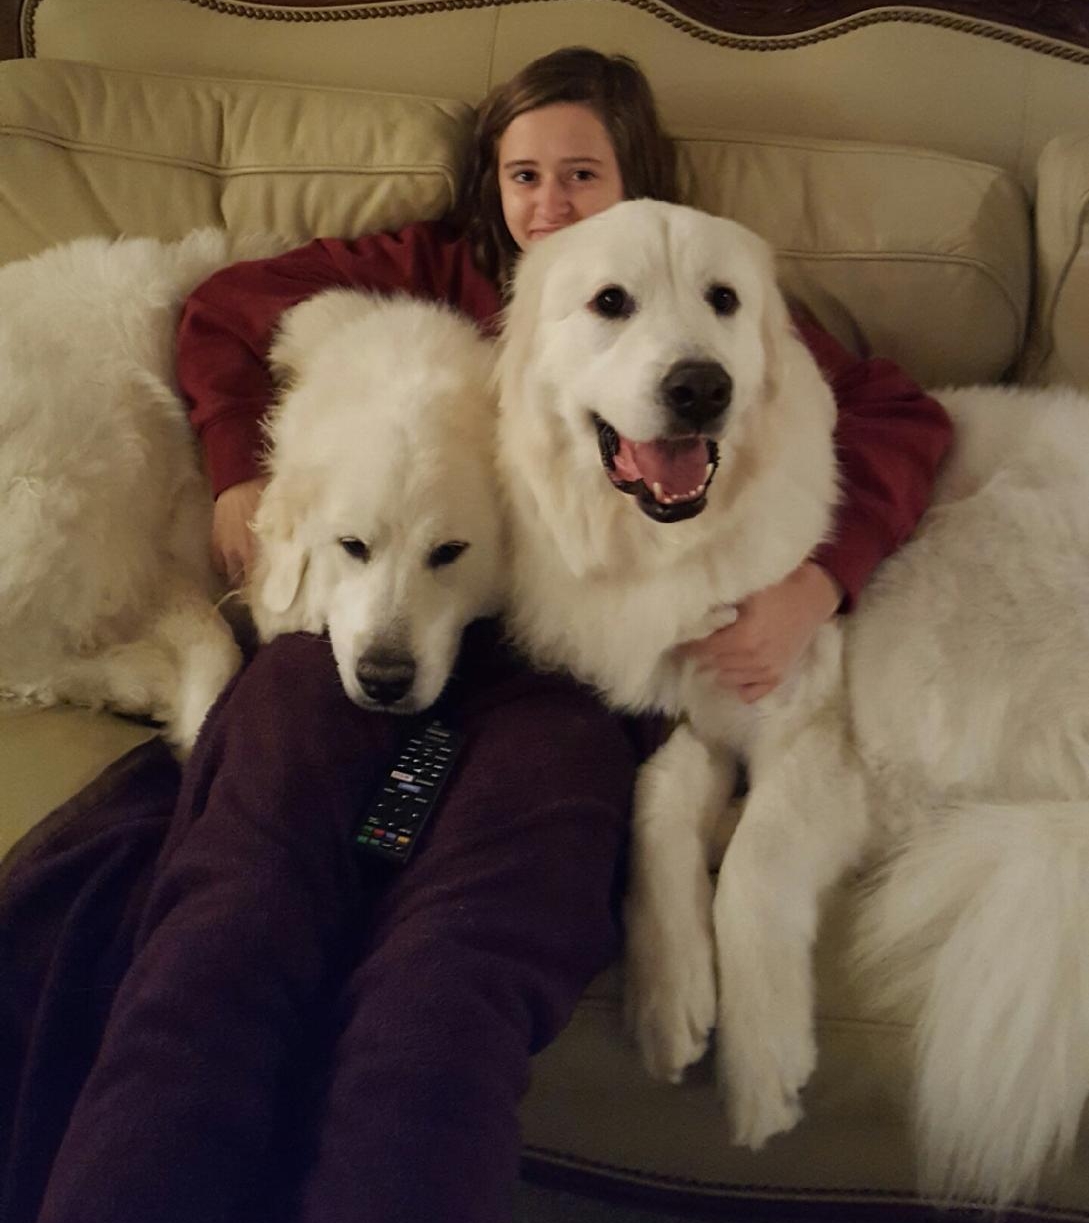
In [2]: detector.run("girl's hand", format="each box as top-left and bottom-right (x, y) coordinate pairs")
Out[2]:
(211, 477), (267, 588)
(680, 562), (842, 703)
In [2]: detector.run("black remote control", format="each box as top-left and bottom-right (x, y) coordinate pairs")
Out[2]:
(355, 719), (464, 864)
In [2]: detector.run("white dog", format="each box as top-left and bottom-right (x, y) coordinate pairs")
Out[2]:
(249, 289), (504, 712)
(0, 230), (282, 752)
(496, 198), (1089, 1206)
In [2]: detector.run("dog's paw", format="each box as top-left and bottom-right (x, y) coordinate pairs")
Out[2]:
(623, 926), (716, 1083)
(723, 1066), (807, 1150)
(716, 1004), (816, 1148)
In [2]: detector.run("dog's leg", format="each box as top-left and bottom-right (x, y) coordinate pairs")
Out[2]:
(41, 642), (178, 723)
(713, 705), (869, 1148)
(624, 722), (738, 1083)
(9, 594), (239, 757)
(146, 588), (243, 755)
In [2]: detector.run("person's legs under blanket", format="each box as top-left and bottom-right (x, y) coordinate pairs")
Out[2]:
(0, 740), (179, 1223)
(288, 639), (636, 1223)
(35, 631), (404, 1223)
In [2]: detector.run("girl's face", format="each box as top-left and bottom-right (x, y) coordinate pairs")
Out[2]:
(497, 102), (625, 252)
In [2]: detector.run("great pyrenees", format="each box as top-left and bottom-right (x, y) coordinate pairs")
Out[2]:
(496, 198), (1089, 1206)
(250, 288), (504, 713)
(0, 230), (282, 752)
(1, 234), (501, 751)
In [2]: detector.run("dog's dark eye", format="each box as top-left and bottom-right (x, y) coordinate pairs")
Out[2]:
(707, 284), (740, 317)
(339, 537), (371, 562)
(590, 285), (635, 320)
(429, 541), (469, 569)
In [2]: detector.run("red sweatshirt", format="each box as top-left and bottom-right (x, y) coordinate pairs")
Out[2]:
(176, 219), (952, 609)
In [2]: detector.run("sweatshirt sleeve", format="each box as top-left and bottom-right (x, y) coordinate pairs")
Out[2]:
(176, 222), (500, 496)
(794, 317), (954, 610)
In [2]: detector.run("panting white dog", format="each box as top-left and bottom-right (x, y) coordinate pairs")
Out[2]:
(0, 230), (283, 752)
(496, 198), (1089, 1206)
(250, 289), (505, 714)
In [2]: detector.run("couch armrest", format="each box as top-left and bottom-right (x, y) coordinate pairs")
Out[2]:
(1022, 134), (1089, 390)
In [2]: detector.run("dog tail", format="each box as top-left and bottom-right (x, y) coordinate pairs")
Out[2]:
(853, 800), (1089, 1207)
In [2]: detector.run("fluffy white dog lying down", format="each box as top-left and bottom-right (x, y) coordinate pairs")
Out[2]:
(0, 230), (282, 752)
(496, 198), (1089, 1206)
(1, 234), (502, 751)
(249, 288), (504, 712)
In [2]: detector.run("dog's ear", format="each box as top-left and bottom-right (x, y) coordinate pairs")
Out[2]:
(760, 258), (794, 403)
(248, 469), (315, 627)
(260, 532), (309, 616)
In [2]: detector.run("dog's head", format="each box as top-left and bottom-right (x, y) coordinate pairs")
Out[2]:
(248, 290), (504, 713)
(498, 199), (794, 531)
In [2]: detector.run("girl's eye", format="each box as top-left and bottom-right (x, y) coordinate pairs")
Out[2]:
(512, 170), (537, 185)
(571, 169), (597, 182)
(429, 541), (469, 569)
(339, 537), (371, 562)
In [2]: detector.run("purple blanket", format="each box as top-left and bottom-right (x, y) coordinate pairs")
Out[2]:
(0, 629), (636, 1223)
(1, 741), (177, 1222)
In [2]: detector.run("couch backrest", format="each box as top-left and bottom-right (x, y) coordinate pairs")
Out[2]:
(0, 57), (1034, 387)
(6, 1), (1089, 389)
(0, 59), (471, 256)
(679, 133), (1028, 386)
(14, 0), (1089, 188)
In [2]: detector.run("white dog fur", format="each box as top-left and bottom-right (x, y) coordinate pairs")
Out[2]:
(249, 288), (504, 713)
(1, 236), (501, 753)
(496, 198), (1089, 1206)
(0, 230), (283, 752)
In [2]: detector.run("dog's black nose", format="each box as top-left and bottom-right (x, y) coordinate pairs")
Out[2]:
(356, 654), (416, 706)
(660, 360), (732, 429)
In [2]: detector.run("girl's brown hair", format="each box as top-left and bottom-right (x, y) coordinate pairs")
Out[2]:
(454, 46), (679, 285)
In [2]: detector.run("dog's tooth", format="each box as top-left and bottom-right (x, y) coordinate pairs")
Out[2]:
(705, 463), (714, 479)
(652, 481), (664, 501)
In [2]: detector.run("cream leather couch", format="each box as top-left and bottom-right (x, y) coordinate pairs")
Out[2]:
(4, 1), (1089, 1217)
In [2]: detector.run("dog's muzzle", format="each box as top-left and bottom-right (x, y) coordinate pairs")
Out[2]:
(593, 360), (729, 524)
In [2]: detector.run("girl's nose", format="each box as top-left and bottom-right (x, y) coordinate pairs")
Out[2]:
(537, 178), (572, 221)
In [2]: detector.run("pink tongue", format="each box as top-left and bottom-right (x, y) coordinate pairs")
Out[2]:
(613, 436), (708, 498)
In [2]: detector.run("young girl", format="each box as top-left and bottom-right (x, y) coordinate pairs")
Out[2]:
(27, 47), (951, 1223)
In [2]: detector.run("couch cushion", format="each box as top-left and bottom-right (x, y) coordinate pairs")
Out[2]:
(523, 891), (925, 1206)
(0, 58), (473, 265)
(0, 702), (155, 861)
(679, 131), (1031, 388)
(1021, 134), (1089, 391)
